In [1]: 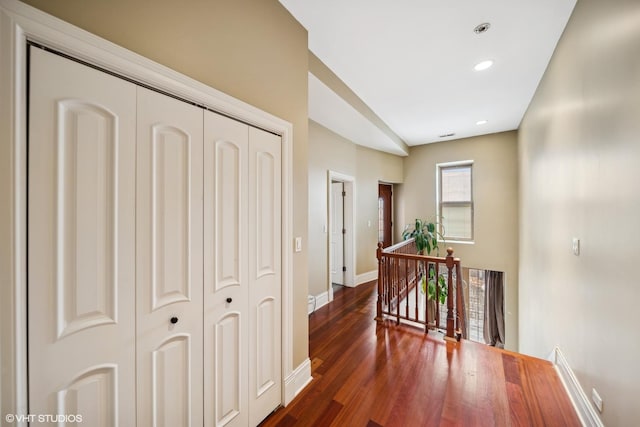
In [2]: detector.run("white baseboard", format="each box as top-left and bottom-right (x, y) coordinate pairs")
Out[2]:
(315, 291), (329, 310)
(314, 291), (329, 311)
(308, 291), (329, 314)
(283, 358), (312, 406)
(356, 270), (378, 286)
(550, 346), (604, 427)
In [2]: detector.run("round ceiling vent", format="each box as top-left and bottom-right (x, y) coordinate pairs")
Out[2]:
(474, 22), (491, 34)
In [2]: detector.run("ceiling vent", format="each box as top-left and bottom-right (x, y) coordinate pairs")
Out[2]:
(439, 133), (455, 138)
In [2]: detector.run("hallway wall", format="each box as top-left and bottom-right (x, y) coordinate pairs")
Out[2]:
(519, 0), (640, 424)
(308, 120), (403, 297)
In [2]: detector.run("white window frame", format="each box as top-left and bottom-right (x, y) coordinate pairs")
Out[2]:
(436, 160), (474, 243)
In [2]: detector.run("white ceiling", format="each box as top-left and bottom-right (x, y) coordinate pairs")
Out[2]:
(279, 0), (577, 154)
(308, 73), (408, 156)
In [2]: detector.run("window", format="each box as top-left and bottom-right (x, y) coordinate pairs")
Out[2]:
(437, 161), (473, 241)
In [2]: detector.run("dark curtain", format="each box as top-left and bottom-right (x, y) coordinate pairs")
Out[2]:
(483, 270), (505, 348)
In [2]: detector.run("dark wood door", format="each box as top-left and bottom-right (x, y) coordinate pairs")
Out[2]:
(378, 183), (392, 248)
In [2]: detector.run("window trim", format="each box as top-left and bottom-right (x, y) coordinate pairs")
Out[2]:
(436, 160), (474, 243)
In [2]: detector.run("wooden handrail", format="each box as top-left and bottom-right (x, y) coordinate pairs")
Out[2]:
(381, 238), (417, 254)
(376, 239), (467, 341)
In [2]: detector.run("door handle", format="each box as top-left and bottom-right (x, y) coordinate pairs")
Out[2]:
(226, 297), (232, 303)
(170, 316), (179, 324)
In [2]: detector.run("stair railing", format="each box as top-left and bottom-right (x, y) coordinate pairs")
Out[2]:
(376, 239), (467, 341)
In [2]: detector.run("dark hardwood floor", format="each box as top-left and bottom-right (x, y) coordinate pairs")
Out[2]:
(261, 281), (581, 427)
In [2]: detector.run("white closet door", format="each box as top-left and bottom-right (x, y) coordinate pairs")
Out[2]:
(28, 48), (137, 425)
(203, 111), (249, 427)
(136, 87), (204, 427)
(248, 127), (282, 426)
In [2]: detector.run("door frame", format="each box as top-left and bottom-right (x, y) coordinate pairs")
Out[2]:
(0, 0), (302, 418)
(327, 171), (355, 300)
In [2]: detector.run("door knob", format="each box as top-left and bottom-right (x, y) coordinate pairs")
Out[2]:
(170, 316), (179, 324)
(226, 297), (232, 303)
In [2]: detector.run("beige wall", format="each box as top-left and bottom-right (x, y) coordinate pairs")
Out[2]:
(401, 131), (519, 350)
(21, 0), (310, 366)
(308, 120), (403, 297)
(518, 0), (640, 424)
(354, 146), (403, 271)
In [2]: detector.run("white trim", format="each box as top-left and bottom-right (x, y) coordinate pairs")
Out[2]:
(312, 291), (329, 312)
(327, 171), (356, 296)
(439, 240), (475, 245)
(436, 159), (475, 168)
(0, 2), (29, 422)
(283, 358), (313, 406)
(0, 0), (296, 418)
(356, 270), (378, 286)
(550, 346), (604, 427)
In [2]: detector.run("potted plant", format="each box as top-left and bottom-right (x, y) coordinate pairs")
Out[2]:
(402, 219), (448, 304)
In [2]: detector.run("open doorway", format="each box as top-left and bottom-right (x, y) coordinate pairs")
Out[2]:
(378, 183), (393, 248)
(330, 181), (345, 290)
(327, 171), (355, 302)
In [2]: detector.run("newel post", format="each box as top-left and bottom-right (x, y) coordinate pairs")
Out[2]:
(444, 247), (456, 341)
(376, 242), (383, 320)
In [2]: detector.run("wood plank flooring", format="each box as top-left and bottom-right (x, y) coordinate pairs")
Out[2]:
(260, 281), (581, 427)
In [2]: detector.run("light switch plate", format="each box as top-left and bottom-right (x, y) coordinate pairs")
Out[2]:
(295, 237), (302, 252)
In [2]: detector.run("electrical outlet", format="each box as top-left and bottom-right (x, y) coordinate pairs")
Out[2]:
(572, 237), (580, 256)
(591, 388), (603, 413)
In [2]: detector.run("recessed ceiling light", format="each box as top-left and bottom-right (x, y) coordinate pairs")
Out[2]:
(474, 23), (491, 34)
(474, 60), (493, 71)
(476, 120), (488, 125)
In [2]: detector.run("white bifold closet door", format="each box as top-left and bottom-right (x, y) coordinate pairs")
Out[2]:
(204, 112), (249, 427)
(203, 112), (282, 427)
(28, 48), (137, 425)
(28, 45), (282, 427)
(136, 87), (204, 426)
(246, 125), (282, 427)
